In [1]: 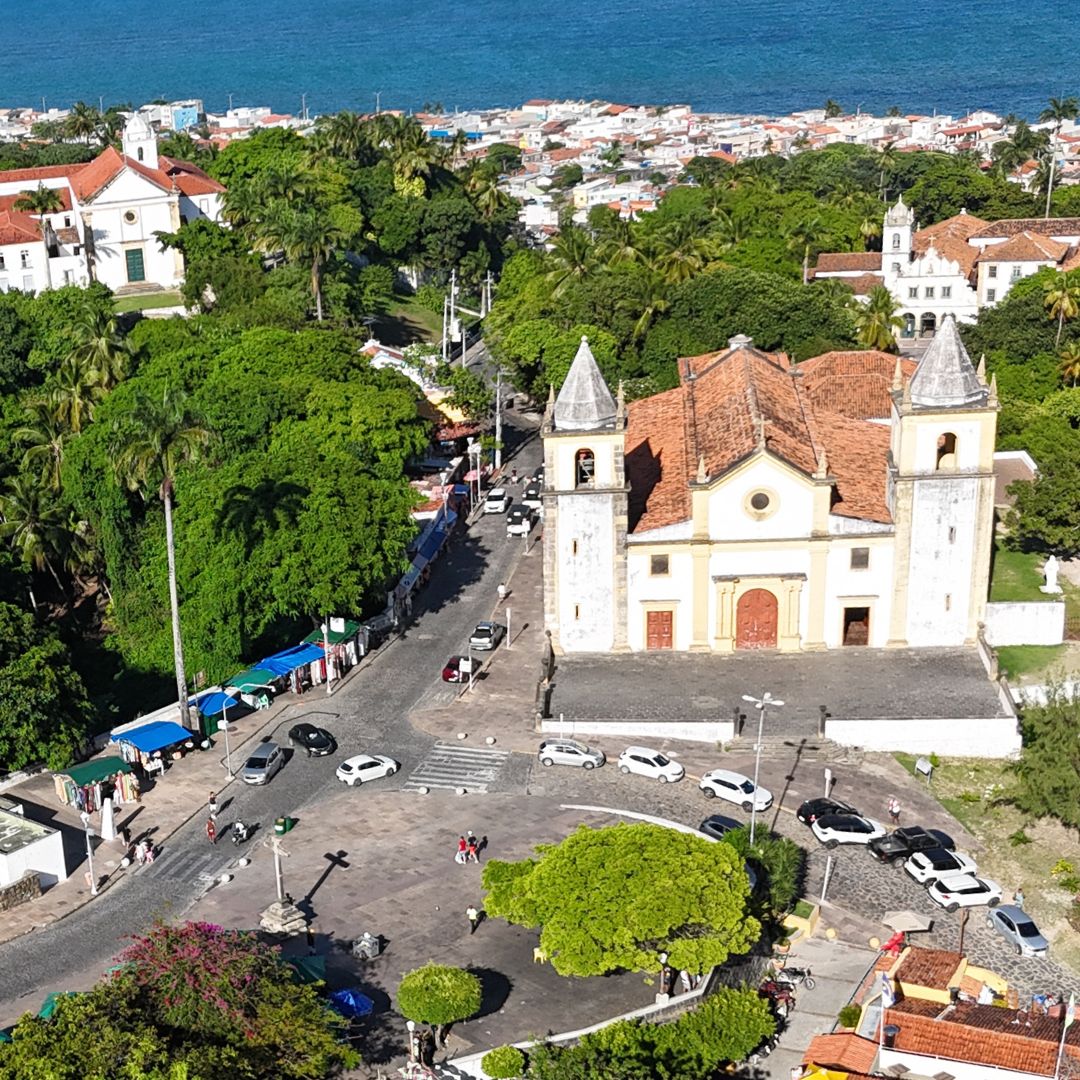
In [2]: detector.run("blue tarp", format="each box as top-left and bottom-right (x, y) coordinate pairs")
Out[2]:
(418, 524), (448, 563)
(110, 721), (193, 755)
(328, 988), (374, 1018)
(195, 691), (242, 717)
(258, 642), (325, 677)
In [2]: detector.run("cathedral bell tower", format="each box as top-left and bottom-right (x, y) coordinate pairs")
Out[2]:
(541, 337), (629, 654)
(887, 316), (998, 646)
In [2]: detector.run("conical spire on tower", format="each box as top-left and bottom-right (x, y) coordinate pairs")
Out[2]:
(553, 336), (618, 431)
(908, 316), (987, 408)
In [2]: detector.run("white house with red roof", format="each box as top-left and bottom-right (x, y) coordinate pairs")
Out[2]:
(0, 115), (224, 296)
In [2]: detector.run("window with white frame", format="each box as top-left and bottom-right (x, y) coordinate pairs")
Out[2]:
(925, 286), (935, 298)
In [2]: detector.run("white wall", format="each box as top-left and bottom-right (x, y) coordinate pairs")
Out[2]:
(984, 601), (1065, 646)
(540, 718), (735, 744)
(826, 715), (1021, 757)
(879, 1046), (1045, 1080)
(557, 492), (616, 652)
(822, 539), (895, 647)
(0, 825), (67, 888)
(627, 548), (694, 651)
(707, 458), (814, 541)
(0, 241), (48, 294)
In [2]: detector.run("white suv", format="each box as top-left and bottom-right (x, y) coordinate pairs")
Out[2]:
(484, 488), (510, 514)
(699, 769), (772, 811)
(617, 746), (684, 783)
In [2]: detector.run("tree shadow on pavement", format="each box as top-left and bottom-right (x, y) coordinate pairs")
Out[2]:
(467, 965), (513, 1018)
(410, 532), (496, 619)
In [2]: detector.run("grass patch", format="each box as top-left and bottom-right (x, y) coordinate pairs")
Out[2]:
(997, 644), (1067, 680)
(989, 546), (1045, 602)
(791, 899), (815, 920)
(114, 291), (183, 313)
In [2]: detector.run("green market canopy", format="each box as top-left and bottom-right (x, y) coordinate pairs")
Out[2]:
(57, 757), (132, 786)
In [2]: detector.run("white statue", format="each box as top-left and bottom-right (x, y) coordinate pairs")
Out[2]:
(1041, 554), (1063, 594)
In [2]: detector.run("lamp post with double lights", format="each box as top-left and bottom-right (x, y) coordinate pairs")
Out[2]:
(741, 691), (783, 844)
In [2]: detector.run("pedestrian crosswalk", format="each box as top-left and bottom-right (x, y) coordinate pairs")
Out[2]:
(134, 844), (235, 886)
(403, 742), (510, 795)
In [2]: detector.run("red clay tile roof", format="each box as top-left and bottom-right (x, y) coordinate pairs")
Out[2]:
(0, 188), (73, 214)
(159, 154), (225, 197)
(814, 251), (883, 273)
(626, 383), (691, 533)
(918, 210), (990, 243)
(0, 209), (40, 245)
(819, 271), (885, 294)
(803, 1032), (878, 1073)
(972, 216), (1080, 239)
(0, 162), (89, 184)
(976, 230), (1069, 263)
(894, 945), (964, 990)
(797, 350), (915, 420)
(69, 146), (177, 202)
(815, 412), (892, 523)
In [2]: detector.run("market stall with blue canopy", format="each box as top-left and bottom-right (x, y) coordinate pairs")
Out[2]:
(110, 719), (196, 773)
(258, 642), (327, 692)
(193, 691), (245, 737)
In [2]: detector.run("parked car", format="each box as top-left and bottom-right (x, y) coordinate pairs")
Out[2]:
(469, 621), (505, 651)
(796, 797), (861, 825)
(335, 753), (399, 787)
(506, 505), (534, 536)
(904, 847), (978, 885)
(699, 769), (773, 811)
(537, 739), (605, 769)
(987, 905), (1049, 957)
(287, 723), (337, 757)
(241, 741), (286, 785)
(698, 813), (742, 840)
(617, 746), (685, 783)
(869, 825), (955, 865)
(522, 483), (543, 509)
(811, 814), (887, 848)
(928, 873), (1003, 912)
(484, 488), (511, 514)
(532, 465), (544, 484)
(441, 655), (475, 683)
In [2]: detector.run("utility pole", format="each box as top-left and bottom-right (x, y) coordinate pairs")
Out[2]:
(228, 92), (234, 111)
(441, 294), (449, 363)
(375, 91), (382, 115)
(301, 93), (308, 123)
(449, 269), (458, 359)
(742, 691), (784, 844)
(494, 367), (503, 470)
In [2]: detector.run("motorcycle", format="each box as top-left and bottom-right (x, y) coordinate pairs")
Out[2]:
(759, 980), (796, 1015)
(776, 965), (816, 990)
(231, 820), (252, 845)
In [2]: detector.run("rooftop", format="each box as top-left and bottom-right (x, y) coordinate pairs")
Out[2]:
(893, 944), (964, 990)
(0, 808), (58, 855)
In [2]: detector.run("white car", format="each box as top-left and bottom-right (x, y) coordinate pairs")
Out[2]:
(506, 506), (534, 536)
(811, 814), (887, 848)
(484, 488), (510, 514)
(617, 746), (685, 783)
(699, 769), (772, 811)
(904, 847), (978, 885)
(335, 753), (399, 786)
(928, 873), (1003, 913)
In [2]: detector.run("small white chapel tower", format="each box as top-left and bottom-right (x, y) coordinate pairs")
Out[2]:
(883, 195), (914, 268)
(122, 113), (159, 168)
(541, 337), (629, 654)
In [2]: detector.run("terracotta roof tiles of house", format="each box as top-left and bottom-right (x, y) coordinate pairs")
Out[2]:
(814, 251), (883, 273)
(976, 230), (1069, 263)
(893, 944), (964, 990)
(797, 350), (916, 420)
(159, 155), (226, 196)
(0, 162), (89, 184)
(917, 210), (990, 242)
(0, 209), (40, 245)
(815, 412), (892, 523)
(0, 188), (73, 214)
(803, 1032), (878, 1073)
(818, 271), (884, 294)
(972, 216), (1080, 239)
(626, 383), (691, 533)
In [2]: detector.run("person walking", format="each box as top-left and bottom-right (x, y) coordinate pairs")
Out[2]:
(206, 816), (217, 845)
(1014, 885), (1026, 908)
(466, 904), (481, 935)
(456, 836), (468, 864)
(887, 796), (901, 825)
(497, 582), (507, 603)
(467, 835), (479, 863)
(208, 792), (219, 819)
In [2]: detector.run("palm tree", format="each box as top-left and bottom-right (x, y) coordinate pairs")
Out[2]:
(13, 184), (64, 217)
(546, 228), (595, 294)
(601, 142), (625, 170)
(16, 399), (67, 492)
(651, 219), (717, 285)
(1060, 340), (1080, 386)
(617, 270), (671, 340)
(68, 305), (133, 390)
(66, 101), (102, 145)
(220, 180), (263, 236)
(1038, 96), (1079, 218)
(859, 215), (882, 251)
(0, 474), (68, 590)
(258, 164), (314, 204)
(853, 285), (904, 351)
(313, 110), (367, 160)
(282, 211), (345, 321)
(598, 217), (647, 267)
(385, 117), (439, 189)
(876, 142), (898, 201)
(49, 355), (103, 434)
(114, 388), (210, 725)
(1044, 270), (1080, 346)
(824, 99), (843, 119)
(783, 216), (828, 284)
(465, 169), (510, 221)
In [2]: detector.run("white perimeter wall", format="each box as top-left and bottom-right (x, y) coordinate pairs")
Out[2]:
(984, 601), (1065, 646)
(826, 715), (1021, 757)
(540, 718), (735, 744)
(0, 827), (67, 887)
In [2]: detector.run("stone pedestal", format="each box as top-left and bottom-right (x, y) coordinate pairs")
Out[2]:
(259, 899), (307, 935)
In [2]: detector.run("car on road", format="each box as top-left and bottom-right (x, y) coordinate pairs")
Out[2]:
(904, 847), (978, 885)
(532, 465), (544, 484)
(617, 746), (685, 783)
(796, 797), (861, 825)
(441, 655), (475, 683)
(522, 483), (543, 509)
(537, 739), (605, 769)
(811, 814), (887, 848)
(506, 505), (534, 536)
(241, 741), (286, 785)
(928, 873), (1003, 912)
(869, 825), (956, 865)
(699, 769), (773, 811)
(698, 813), (742, 840)
(484, 488), (511, 514)
(287, 723), (337, 757)
(469, 622), (505, 651)
(987, 905), (1049, 957)
(335, 753), (399, 787)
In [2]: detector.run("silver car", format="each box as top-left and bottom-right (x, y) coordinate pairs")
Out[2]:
(987, 904), (1049, 957)
(537, 739), (605, 769)
(242, 741), (285, 785)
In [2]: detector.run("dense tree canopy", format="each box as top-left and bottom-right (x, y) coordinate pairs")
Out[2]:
(482, 823), (758, 977)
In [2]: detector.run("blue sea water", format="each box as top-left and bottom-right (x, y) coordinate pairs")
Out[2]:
(0, 0), (1072, 120)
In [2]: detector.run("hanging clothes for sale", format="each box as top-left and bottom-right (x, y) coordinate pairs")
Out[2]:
(53, 757), (133, 810)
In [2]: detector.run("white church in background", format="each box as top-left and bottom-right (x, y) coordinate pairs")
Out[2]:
(542, 321), (998, 655)
(0, 114), (225, 296)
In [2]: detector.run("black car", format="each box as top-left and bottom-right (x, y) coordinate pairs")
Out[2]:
(869, 825), (955, 865)
(796, 797), (861, 826)
(699, 814), (742, 840)
(288, 723), (337, 757)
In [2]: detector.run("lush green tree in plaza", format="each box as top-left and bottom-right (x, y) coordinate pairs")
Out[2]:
(1004, 456), (1080, 556)
(1012, 687), (1080, 830)
(853, 284), (903, 351)
(481, 1046), (526, 1079)
(397, 963), (482, 1043)
(720, 825), (805, 914)
(208, 128), (307, 187)
(482, 823), (758, 977)
(439, 364), (494, 421)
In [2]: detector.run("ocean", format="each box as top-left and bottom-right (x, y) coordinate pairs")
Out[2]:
(0, 0), (1072, 120)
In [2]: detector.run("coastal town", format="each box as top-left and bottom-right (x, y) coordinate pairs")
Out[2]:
(0, 82), (1078, 1080)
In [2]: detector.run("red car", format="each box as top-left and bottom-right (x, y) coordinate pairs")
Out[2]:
(441, 655), (475, 683)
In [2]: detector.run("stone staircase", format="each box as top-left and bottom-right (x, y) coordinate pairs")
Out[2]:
(726, 732), (863, 764)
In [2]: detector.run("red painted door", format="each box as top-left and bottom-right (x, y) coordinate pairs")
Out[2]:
(736, 589), (778, 649)
(646, 610), (673, 650)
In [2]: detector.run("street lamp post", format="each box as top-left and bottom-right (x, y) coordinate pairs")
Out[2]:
(406, 1019), (417, 1061)
(82, 816), (98, 896)
(658, 950), (670, 999)
(741, 691), (784, 844)
(219, 717), (234, 779)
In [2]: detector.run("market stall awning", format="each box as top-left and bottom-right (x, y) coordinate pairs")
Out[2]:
(226, 667), (278, 692)
(37, 991), (77, 1019)
(58, 756), (132, 785)
(303, 620), (361, 647)
(258, 642), (325, 677)
(194, 692), (241, 717)
(110, 720), (194, 754)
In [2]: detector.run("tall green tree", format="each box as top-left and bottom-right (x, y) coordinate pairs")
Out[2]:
(397, 963), (482, 1045)
(12, 183), (64, 216)
(114, 388), (210, 725)
(65, 101), (101, 144)
(281, 210), (345, 321)
(1039, 96), (1079, 218)
(853, 285), (903, 351)
(1044, 270), (1080, 347)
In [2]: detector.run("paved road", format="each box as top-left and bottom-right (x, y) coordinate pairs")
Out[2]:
(0, 419), (542, 1019)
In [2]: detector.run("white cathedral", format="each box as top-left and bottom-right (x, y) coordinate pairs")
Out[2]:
(541, 319), (998, 655)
